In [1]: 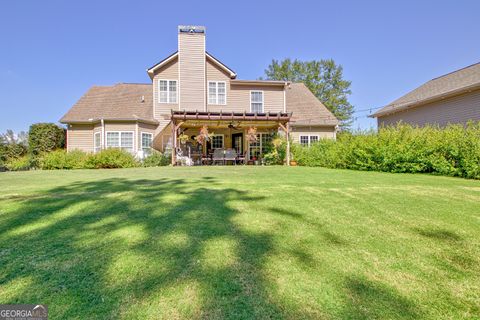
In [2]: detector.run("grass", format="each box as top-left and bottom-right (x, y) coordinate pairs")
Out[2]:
(0, 167), (479, 319)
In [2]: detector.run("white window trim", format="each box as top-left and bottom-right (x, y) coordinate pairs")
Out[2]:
(208, 81), (227, 105)
(300, 135), (320, 147)
(250, 90), (264, 113)
(105, 131), (135, 151)
(141, 132), (153, 151)
(211, 134), (225, 149)
(158, 79), (178, 104)
(93, 131), (102, 153)
(248, 132), (272, 159)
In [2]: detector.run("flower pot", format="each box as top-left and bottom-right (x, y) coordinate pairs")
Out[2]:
(290, 160), (297, 166)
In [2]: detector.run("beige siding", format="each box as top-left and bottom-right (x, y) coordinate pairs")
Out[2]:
(378, 89), (480, 127)
(153, 58), (178, 131)
(208, 84), (284, 113)
(290, 126), (337, 143)
(178, 32), (205, 111)
(67, 124), (94, 152)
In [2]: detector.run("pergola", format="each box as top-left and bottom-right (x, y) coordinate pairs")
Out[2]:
(170, 110), (292, 165)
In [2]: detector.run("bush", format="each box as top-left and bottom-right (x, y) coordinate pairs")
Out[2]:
(28, 123), (65, 156)
(0, 143), (28, 161)
(5, 155), (32, 171)
(39, 150), (90, 170)
(293, 123), (480, 179)
(142, 151), (170, 167)
(87, 149), (139, 169)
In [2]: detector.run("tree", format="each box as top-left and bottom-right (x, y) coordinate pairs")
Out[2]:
(28, 123), (65, 155)
(263, 58), (354, 130)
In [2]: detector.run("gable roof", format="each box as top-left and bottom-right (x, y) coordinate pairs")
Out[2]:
(286, 83), (338, 126)
(372, 62), (480, 118)
(60, 83), (156, 124)
(146, 51), (237, 79)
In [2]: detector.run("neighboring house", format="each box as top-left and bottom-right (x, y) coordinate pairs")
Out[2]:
(60, 26), (338, 163)
(371, 62), (480, 127)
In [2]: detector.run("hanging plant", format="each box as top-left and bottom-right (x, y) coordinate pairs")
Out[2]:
(246, 126), (258, 144)
(195, 125), (211, 145)
(178, 133), (189, 145)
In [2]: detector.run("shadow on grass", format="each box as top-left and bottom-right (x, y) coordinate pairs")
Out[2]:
(341, 276), (420, 319)
(0, 177), (287, 319)
(414, 228), (463, 242)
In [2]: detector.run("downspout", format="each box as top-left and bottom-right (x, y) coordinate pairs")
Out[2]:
(101, 119), (105, 150)
(135, 121), (139, 157)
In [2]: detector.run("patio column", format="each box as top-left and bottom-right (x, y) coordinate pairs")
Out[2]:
(171, 120), (176, 165)
(286, 122), (290, 166)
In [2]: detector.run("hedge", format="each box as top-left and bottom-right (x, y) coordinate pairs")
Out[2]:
(292, 123), (480, 179)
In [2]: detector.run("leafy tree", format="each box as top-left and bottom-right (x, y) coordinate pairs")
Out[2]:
(0, 129), (28, 161)
(263, 58), (354, 129)
(28, 123), (65, 155)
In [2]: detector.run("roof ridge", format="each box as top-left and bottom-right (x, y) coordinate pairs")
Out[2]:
(430, 61), (480, 81)
(116, 82), (150, 85)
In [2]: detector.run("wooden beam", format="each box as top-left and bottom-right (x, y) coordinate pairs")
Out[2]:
(171, 121), (176, 165)
(278, 122), (287, 132)
(286, 122), (290, 166)
(174, 121), (184, 131)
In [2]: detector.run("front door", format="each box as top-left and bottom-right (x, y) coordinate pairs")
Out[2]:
(232, 133), (243, 154)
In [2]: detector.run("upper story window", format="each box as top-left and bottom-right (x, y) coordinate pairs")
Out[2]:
(208, 81), (226, 105)
(158, 80), (177, 104)
(250, 91), (264, 113)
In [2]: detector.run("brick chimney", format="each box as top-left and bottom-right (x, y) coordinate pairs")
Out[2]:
(178, 25), (206, 111)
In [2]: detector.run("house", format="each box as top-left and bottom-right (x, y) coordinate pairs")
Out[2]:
(371, 62), (480, 127)
(60, 26), (338, 164)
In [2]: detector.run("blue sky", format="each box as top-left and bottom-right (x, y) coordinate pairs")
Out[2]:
(1, 0), (479, 133)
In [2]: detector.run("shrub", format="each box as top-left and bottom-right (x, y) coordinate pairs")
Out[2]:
(5, 155), (32, 171)
(87, 149), (139, 169)
(39, 149), (91, 170)
(142, 151), (170, 167)
(0, 143), (28, 161)
(292, 123), (480, 179)
(28, 123), (65, 156)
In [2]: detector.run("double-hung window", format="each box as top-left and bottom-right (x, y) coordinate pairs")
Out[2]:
(106, 132), (134, 152)
(208, 81), (226, 105)
(141, 132), (153, 154)
(250, 91), (264, 113)
(300, 135), (319, 147)
(211, 135), (224, 149)
(94, 132), (102, 153)
(158, 80), (177, 103)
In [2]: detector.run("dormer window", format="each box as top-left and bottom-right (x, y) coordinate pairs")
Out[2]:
(158, 80), (177, 103)
(208, 81), (226, 105)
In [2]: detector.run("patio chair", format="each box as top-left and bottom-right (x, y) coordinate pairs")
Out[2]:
(224, 148), (237, 165)
(212, 149), (225, 165)
(236, 151), (247, 165)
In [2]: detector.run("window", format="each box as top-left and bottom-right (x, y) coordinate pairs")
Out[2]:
(94, 132), (102, 153)
(158, 80), (177, 103)
(249, 133), (273, 158)
(106, 131), (134, 152)
(208, 81), (226, 105)
(250, 91), (264, 113)
(141, 132), (153, 154)
(300, 135), (319, 147)
(211, 135), (224, 149)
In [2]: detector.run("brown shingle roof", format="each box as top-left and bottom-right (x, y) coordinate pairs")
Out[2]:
(286, 83), (338, 126)
(60, 83), (155, 123)
(372, 62), (480, 117)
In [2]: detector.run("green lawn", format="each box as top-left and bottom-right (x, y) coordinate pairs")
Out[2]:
(0, 167), (479, 319)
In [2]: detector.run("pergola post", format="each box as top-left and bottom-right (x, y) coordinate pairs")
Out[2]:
(286, 122), (290, 166)
(278, 122), (290, 166)
(171, 120), (176, 165)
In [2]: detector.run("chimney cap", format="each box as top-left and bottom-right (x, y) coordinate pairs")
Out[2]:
(178, 25), (206, 34)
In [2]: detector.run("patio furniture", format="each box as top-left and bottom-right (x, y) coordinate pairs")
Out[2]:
(224, 148), (237, 165)
(212, 149), (225, 165)
(201, 153), (211, 165)
(236, 151), (247, 165)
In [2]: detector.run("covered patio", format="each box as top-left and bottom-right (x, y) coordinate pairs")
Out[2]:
(168, 110), (292, 166)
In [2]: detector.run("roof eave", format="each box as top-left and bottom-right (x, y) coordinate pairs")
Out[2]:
(371, 82), (480, 118)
